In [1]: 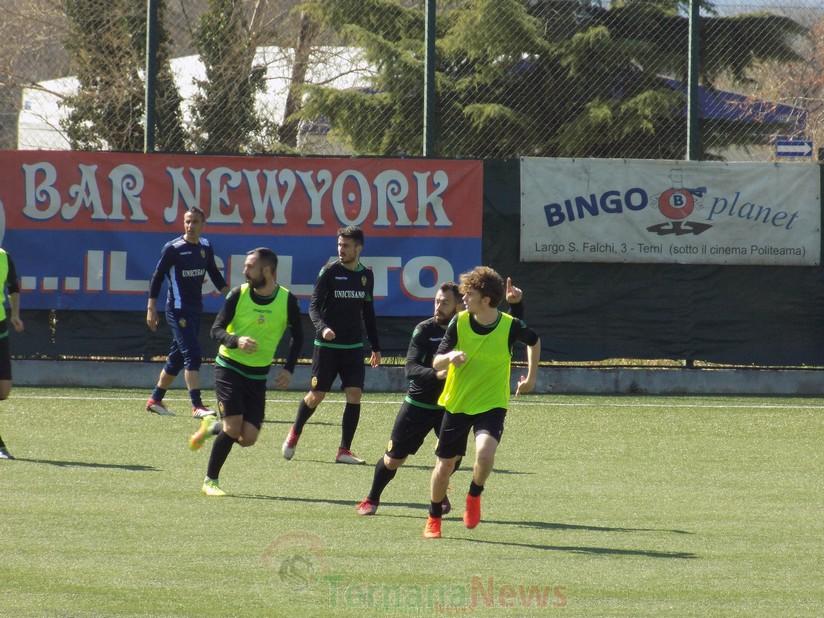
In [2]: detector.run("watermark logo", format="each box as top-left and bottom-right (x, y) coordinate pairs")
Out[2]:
(260, 531), (327, 592)
(325, 575), (567, 612)
(262, 533), (566, 611)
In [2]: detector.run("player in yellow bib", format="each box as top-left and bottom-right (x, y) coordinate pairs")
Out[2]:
(189, 248), (303, 496)
(423, 267), (540, 538)
(0, 248), (24, 460)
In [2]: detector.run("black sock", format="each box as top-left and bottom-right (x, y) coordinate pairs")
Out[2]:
(367, 459), (397, 502)
(340, 403), (361, 450)
(429, 501), (444, 518)
(151, 387), (167, 402)
(0, 433), (5, 448)
(469, 480), (484, 497)
(293, 400), (316, 434)
(190, 389), (204, 408)
(206, 431), (237, 480)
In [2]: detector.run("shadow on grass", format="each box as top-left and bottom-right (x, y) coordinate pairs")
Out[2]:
(12, 457), (160, 472)
(261, 419), (338, 427)
(378, 512), (692, 536)
(397, 463), (534, 476)
(481, 518), (693, 535)
(232, 495), (692, 540)
(233, 493), (427, 511)
(458, 537), (697, 560)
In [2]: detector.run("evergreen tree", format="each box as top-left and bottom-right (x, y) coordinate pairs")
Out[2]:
(300, 0), (807, 158)
(190, 0), (265, 153)
(62, 0), (185, 152)
(62, 0), (145, 151)
(127, 0), (186, 152)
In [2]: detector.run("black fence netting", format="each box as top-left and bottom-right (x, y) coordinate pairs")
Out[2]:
(484, 159), (824, 366)
(11, 159), (824, 367)
(12, 310), (423, 364)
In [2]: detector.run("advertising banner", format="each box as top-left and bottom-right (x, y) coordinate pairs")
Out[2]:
(520, 157), (820, 265)
(0, 152), (482, 315)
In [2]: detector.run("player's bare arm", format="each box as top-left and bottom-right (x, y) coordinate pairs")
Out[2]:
(516, 338), (541, 396)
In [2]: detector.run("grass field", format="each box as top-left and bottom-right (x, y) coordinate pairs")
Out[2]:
(1, 388), (823, 617)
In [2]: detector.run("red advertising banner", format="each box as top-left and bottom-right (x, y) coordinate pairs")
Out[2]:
(0, 152), (483, 315)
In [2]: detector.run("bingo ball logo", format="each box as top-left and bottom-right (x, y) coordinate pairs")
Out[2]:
(647, 173), (710, 236)
(658, 188), (695, 220)
(261, 531), (326, 592)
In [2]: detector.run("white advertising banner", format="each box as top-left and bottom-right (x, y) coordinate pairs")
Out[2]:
(520, 158), (821, 265)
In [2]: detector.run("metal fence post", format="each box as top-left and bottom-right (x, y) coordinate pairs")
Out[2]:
(686, 0), (702, 161)
(144, 0), (158, 153)
(423, 0), (437, 157)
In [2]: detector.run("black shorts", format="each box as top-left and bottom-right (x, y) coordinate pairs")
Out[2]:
(214, 365), (267, 430)
(435, 408), (507, 459)
(310, 345), (366, 392)
(386, 400), (445, 459)
(0, 335), (10, 381)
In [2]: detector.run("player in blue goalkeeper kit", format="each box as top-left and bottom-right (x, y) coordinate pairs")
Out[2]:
(145, 206), (229, 418)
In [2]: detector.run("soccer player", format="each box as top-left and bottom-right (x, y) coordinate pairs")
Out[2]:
(190, 247), (303, 496)
(423, 266), (540, 539)
(355, 278), (524, 516)
(281, 226), (380, 465)
(0, 247), (23, 460)
(145, 206), (229, 418)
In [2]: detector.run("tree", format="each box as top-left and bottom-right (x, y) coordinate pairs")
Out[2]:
(717, 13), (824, 159)
(190, 0), (267, 153)
(279, 10), (319, 148)
(62, 0), (145, 150)
(129, 1), (187, 152)
(61, 0), (185, 152)
(298, 0), (808, 159)
(0, 1), (71, 149)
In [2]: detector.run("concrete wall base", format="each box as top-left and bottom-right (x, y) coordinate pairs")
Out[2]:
(11, 360), (824, 396)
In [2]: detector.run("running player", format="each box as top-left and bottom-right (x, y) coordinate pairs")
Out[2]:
(191, 247), (303, 496)
(0, 247), (23, 460)
(423, 266), (540, 539)
(356, 278), (524, 515)
(281, 226), (381, 465)
(145, 206), (229, 418)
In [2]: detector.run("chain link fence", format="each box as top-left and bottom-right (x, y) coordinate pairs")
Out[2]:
(1, 0), (822, 160)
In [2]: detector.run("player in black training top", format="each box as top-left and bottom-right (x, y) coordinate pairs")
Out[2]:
(282, 226), (380, 464)
(355, 278), (524, 515)
(145, 206), (229, 419)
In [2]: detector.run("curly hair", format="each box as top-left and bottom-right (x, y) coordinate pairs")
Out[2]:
(458, 266), (504, 308)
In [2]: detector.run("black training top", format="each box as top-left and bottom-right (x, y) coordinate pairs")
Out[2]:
(308, 260), (380, 351)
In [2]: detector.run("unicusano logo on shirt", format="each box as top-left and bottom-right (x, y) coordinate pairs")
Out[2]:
(333, 290), (366, 299)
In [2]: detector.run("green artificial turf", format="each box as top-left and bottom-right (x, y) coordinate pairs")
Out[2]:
(1, 389), (822, 616)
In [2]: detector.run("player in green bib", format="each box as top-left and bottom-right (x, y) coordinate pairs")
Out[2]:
(423, 266), (540, 538)
(0, 248), (24, 460)
(188, 248), (303, 496)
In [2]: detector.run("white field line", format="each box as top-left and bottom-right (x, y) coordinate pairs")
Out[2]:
(9, 393), (824, 410)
